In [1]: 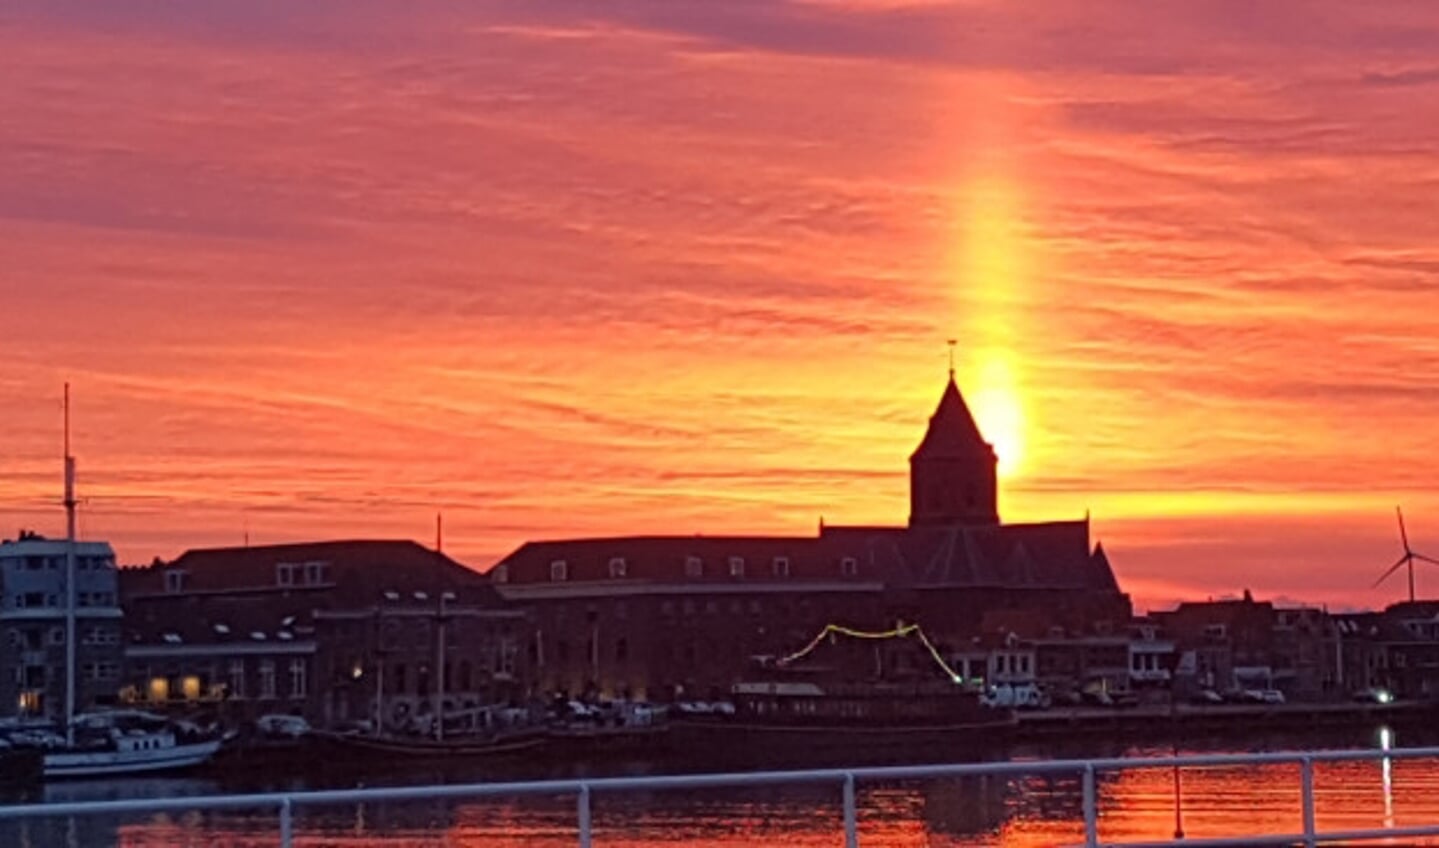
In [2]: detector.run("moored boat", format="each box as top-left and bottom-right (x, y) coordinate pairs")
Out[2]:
(670, 623), (1015, 768)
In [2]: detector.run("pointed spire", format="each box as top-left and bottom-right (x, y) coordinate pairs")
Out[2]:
(911, 374), (993, 459)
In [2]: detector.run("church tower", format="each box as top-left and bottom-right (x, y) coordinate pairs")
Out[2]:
(908, 372), (999, 527)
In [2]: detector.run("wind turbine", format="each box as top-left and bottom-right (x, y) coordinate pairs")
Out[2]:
(1371, 507), (1439, 603)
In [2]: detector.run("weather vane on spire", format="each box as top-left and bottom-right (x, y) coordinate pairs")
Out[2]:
(946, 339), (957, 379)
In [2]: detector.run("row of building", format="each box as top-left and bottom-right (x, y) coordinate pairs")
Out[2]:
(5, 374), (1439, 728)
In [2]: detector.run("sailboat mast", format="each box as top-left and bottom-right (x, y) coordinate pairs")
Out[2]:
(63, 384), (79, 745)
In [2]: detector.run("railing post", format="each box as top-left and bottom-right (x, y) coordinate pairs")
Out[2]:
(1300, 756), (1316, 848)
(578, 783), (592, 848)
(279, 796), (293, 848)
(842, 772), (858, 848)
(1082, 763), (1099, 848)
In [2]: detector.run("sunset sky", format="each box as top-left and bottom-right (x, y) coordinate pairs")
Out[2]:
(3, 1), (1439, 613)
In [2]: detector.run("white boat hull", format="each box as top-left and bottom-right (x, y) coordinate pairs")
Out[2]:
(44, 739), (222, 779)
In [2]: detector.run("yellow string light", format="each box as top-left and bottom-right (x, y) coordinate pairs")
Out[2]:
(776, 622), (965, 684)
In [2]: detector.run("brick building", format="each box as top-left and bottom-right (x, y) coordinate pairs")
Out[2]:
(119, 540), (530, 727)
(1155, 594), (1338, 699)
(491, 374), (1131, 700)
(1336, 602), (1439, 699)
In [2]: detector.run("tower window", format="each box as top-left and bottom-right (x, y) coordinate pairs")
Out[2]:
(772, 557), (790, 577)
(549, 560), (568, 582)
(728, 557), (745, 578)
(840, 557), (859, 577)
(684, 556), (703, 578)
(608, 557), (628, 579)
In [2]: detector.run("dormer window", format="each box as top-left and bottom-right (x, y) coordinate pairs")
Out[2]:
(303, 561), (329, 585)
(550, 560), (569, 582)
(772, 557), (790, 577)
(608, 557), (628, 579)
(276, 563), (297, 587)
(728, 556), (745, 578)
(840, 556), (859, 577)
(164, 570), (187, 594)
(684, 556), (703, 578)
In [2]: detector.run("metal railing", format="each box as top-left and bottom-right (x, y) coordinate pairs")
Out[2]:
(3, 746), (1439, 847)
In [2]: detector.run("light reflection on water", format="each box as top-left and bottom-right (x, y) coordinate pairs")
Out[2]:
(9, 727), (1439, 847)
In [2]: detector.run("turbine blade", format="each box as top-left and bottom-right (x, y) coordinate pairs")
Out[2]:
(1414, 553), (1439, 567)
(1372, 555), (1411, 588)
(1399, 506), (1411, 553)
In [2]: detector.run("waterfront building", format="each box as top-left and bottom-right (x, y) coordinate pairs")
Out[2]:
(1155, 594), (1338, 699)
(118, 540), (531, 726)
(0, 531), (124, 720)
(1335, 601), (1439, 699)
(490, 373), (1131, 700)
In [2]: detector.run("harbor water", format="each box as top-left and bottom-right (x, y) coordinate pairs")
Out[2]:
(5, 725), (1437, 847)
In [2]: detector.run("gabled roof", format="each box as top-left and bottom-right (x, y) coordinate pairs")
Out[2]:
(910, 377), (994, 460)
(121, 539), (498, 607)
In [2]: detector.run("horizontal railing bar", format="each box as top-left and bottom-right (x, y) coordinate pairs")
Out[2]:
(1096, 822), (1439, 848)
(2, 744), (1437, 832)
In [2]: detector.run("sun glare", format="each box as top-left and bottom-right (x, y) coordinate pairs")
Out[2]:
(953, 166), (1034, 482)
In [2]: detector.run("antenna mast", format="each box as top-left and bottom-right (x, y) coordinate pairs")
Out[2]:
(946, 339), (957, 379)
(63, 384), (78, 745)
(435, 512), (443, 554)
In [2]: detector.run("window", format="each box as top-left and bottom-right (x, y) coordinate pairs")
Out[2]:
(259, 660), (276, 699)
(48, 626), (65, 646)
(550, 560), (568, 582)
(1203, 624), (1228, 640)
(608, 557), (628, 579)
(728, 557), (745, 578)
(840, 557), (859, 577)
(289, 659), (307, 698)
(772, 557), (790, 577)
(684, 556), (703, 578)
(19, 592), (45, 609)
(491, 564), (509, 584)
(276, 563), (296, 587)
(615, 637), (629, 662)
(83, 626), (118, 646)
(227, 660), (246, 698)
(303, 561), (328, 585)
(614, 600), (629, 620)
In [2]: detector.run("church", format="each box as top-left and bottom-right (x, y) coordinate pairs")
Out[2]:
(490, 372), (1132, 700)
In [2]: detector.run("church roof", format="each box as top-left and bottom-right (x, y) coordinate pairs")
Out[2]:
(911, 376), (993, 460)
(492, 520), (1121, 594)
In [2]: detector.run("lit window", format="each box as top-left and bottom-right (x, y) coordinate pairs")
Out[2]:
(729, 557), (745, 578)
(841, 557), (859, 577)
(550, 560), (568, 582)
(684, 556), (703, 578)
(608, 557), (628, 579)
(772, 557), (790, 577)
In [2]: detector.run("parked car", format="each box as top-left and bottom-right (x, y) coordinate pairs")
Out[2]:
(1256, 689), (1286, 705)
(1190, 689), (1224, 705)
(1353, 687), (1395, 704)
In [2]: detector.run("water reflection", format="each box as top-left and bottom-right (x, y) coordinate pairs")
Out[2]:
(11, 727), (1439, 847)
(1381, 725), (1395, 830)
